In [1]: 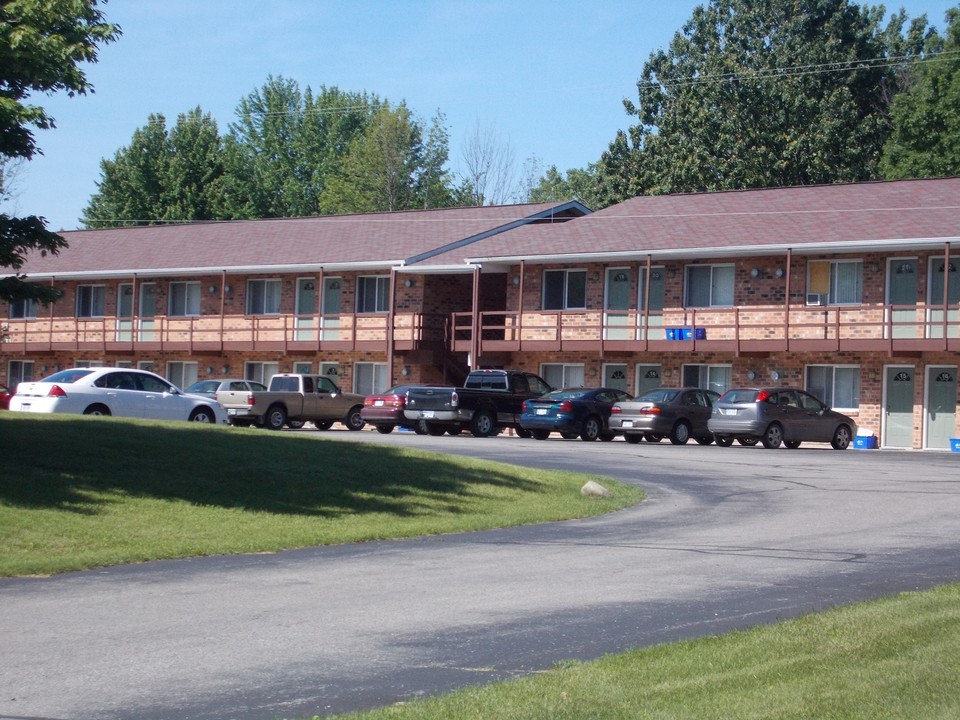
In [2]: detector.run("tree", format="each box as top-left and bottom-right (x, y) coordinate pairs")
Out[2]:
(0, 0), (118, 304)
(526, 162), (603, 209)
(83, 108), (226, 227)
(459, 119), (520, 205)
(882, 8), (960, 178)
(604, 0), (940, 200)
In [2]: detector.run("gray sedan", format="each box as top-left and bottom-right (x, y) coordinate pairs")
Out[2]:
(708, 387), (857, 450)
(609, 387), (719, 445)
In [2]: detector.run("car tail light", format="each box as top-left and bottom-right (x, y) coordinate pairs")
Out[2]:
(557, 400), (573, 413)
(390, 394), (403, 407)
(48, 385), (67, 397)
(610, 406), (621, 414)
(246, 393), (255, 406)
(639, 406), (662, 415)
(450, 390), (459, 408)
(756, 390), (771, 402)
(363, 397), (375, 406)
(522, 400), (529, 412)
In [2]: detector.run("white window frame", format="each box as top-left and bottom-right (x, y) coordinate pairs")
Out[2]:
(354, 361), (388, 395)
(806, 364), (860, 412)
(166, 361), (199, 390)
(807, 259), (863, 306)
(292, 361), (313, 374)
(542, 269), (587, 310)
(320, 362), (340, 380)
(356, 276), (390, 314)
(244, 361), (279, 385)
(138, 360), (156, 373)
(246, 279), (282, 315)
(75, 360), (105, 368)
(76, 285), (106, 318)
(9, 297), (37, 319)
(681, 363), (732, 395)
(8, 359), (35, 387)
(539, 363), (585, 388)
(168, 281), (201, 317)
(684, 264), (734, 308)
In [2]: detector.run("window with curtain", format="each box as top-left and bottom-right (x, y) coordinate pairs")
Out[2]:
(169, 282), (201, 316)
(354, 362), (388, 394)
(76, 285), (105, 318)
(806, 365), (860, 410)
(246, 279), (281, 315)
(356, 276), (390, 313)
(543, 269), (587, 310)
(9, 298), (37, 319)
(540, 363), (585, 388)
(685, 265), (734, 307)
(681, 364), (732, 395)
(808, 260), (862, 305)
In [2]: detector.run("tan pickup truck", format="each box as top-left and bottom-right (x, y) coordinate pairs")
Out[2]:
(216, 373), (366, 431)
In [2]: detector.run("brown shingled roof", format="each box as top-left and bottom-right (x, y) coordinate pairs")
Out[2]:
(16, 202), (582, 278)
(421, 178), (960, 265)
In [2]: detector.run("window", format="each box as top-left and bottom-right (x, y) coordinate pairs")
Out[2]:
(354, 362), (388, 394)
(540, 363), (585, 388)
(169, 282), (201, 316)
(166, 361), (198, 390)
(543, 269), (586, 310)
(806, 365), (860, 410)
(75, 360), (104, 368)
(356, 276), (390, 313)
(293, 361), (313, 374)
(320, 362), (340, 380)
(245, 361), (279, 385)
(808, 260), (862, 305)
(685, 265), (734, 307)
(138, 360), (156, 373)
(246, 279), (281, 315)
(9, 298), (37, 319)
(682, 364), (732, 395)
(8, 360), (35, 388)
(76, 285), (105, 317)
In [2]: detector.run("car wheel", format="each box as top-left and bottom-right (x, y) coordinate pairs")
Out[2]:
(515, 426), (532, 438)
(738, 437), (759, 446)
(426, 423), (446, 436)
(188, 407), (216, 423)
(785, 440), (802, 449)
(531, 429), (551, 440)
(265, 404), (287, 430)
(286, 419), (305, 429)
(470, 410), (497, 437)
(580, 415), (601, 441)
(447, 426), (464, 436)
(669, 420), (692, 445)
(414, 420), (429, 435)
(343, 406), (365, 431)
(313, 420), (334, 431)
(624, 433), (643, 444)
(762, 423), (784, 449)
(695, 436), (713, 445)
(560, 432), (579, 440)
(83, 404), (111, 416)
(644, 433), (662, 443)
(599, 432), (615, 442)
(375, 424), (394, 434)
(715, 435), (733, 447)
(831, 424), (853, 450)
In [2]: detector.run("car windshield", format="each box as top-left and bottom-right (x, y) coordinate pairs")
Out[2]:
(720, 389), (762, 403)
(542, 389), (590, 401)
(41, 369), (95, 384)
(186, 381), (219, 393)
(638, 389), (680, 403)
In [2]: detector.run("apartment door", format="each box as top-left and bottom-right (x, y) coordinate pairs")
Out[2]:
(603, 268), (631, 340)
(116, 283), (134, 341)
(603, 364), (628, 391)
(638, 267), (665, 340)
(295, 278), (317, 341)
(883, 366), (915, 449)
(887, 258), (918, 339)
(321, 277), (342, 341)
(635, 364), (662, 396)
(925, 366), (957, 450)
(927, 257), (959, 338)
(138, 283), (157, 341)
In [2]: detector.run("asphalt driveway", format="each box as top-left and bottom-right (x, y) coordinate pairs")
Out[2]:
(2, 435), (959, 719)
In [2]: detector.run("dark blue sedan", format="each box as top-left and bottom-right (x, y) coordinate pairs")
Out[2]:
(520, 387), (633, 441)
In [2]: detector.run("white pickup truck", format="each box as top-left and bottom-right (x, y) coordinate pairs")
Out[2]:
(216, 373), (366, 431)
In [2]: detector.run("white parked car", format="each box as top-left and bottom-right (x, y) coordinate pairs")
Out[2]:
(9, 367), (228, 424)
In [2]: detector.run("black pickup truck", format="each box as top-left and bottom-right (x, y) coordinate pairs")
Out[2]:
(403, 369), (553, 437)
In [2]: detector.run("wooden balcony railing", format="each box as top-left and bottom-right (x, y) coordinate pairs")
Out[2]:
(451, 304), (960, 356)
(0, 312), (449, 354)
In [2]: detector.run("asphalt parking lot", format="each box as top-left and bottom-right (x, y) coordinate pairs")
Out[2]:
(2, 429), (959, 720)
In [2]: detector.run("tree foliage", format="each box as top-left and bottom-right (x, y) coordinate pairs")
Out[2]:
(595, 0), (941, 203)
(82, 108), (225, 226)
(526, 163), (603, 210)
(882, 8), (960, 178)
(0, 0), (118, 303)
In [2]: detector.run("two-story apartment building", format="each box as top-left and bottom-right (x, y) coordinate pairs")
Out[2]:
(3, 178), (958, 449)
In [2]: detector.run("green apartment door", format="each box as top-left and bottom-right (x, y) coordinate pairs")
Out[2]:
(884, 366), (915, 448)
(887, 259), (918, 339)
(638, 267), (665, 340)
(925, 366), (958, 450)
(321, 277), (341, 341)
(604, 268), (631, 340)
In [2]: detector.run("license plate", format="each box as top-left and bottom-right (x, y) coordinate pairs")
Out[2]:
(535, 408), (548, 415)
(420, 410), (435, 418)
(374, 400), (384, 407)
(720, 408), (738, 415)
(622, 420), (633, 428)
(228, 408), (239, 415)
(19, 403), (31, 411)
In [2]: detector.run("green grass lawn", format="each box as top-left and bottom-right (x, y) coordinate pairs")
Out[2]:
(0, 413), (643, 576)
(322, 582), (960, 720)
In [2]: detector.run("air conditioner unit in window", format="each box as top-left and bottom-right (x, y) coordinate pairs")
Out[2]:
(806, 293), (824, 306)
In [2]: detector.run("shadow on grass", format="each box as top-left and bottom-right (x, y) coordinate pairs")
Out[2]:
(0, 414), (547, 518)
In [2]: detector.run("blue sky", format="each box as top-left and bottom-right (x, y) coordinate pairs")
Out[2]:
(7, 0), (957, 231)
